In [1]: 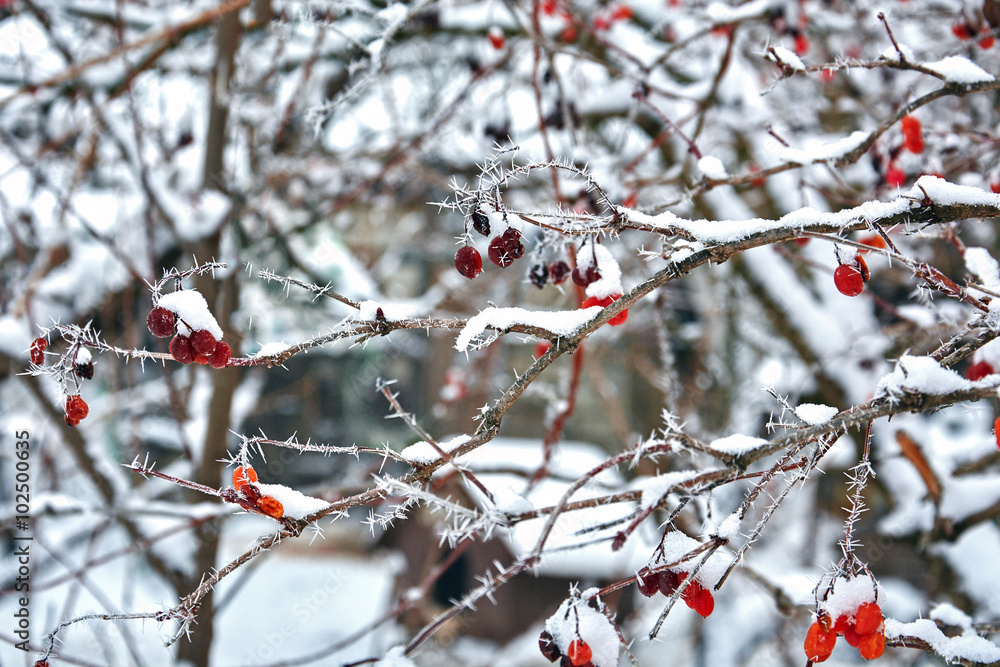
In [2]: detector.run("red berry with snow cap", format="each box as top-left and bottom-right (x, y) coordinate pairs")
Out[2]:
(191, 329), (218, 356)
(29, 337), (47, 365)
(834, 263), (865, 296)
(147, 307), (176, 338)
(566, 640), (592, 666)
(854, 602), (882, 635)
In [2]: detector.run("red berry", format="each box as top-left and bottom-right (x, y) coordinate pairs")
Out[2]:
(967, 360), (994, 381)
(208, 341), (232, 369)
(657, 569), (680, 596)
(794, 33), (809, 55)
(953, 23), (972, 40)
(488, 26), (505, 49)
(65, 414), (80, 427)
(901, 115), (924, 153)
(169, 335), (195, 364)
(821, 68), (835, 83)
(258, 495), (284, 519)
(858, 629), (885, 660)
(993, 416), (1000, 450)
(804, 621), (837, 662)
(611, 5), (633, 21)
(233, 465), (258, 490)
(530, 263), (549, 288)
(534, 340), (553, 358)
(636, 567), (659, 597)
(843, 622), (864, 647)
(541, 0), (557, 15)
(594, 15), (611, 30)
(833, 614), (850, 634)
(885, 166), (905, 188)
(191, 329), (218, 356)
(502, 228), (524, 259)
(194, 354), (210, 365)
(455, 246), (483, 278)
(29, 337), (47, 365)
(539, 630), (561, 662)
(487, 237), (514, 267)
(859, 234), (887, 251)
(857, 254), (870, 282)
(606, 294), (628, 326)
(566, 639), (592, 666)
(991, 182), (1000, 194)
(65, 395), (89, 421)
(687, 584), (715, 617)
(980, 34), (996, 49)
(147, 307), (176, 338)
(560, 24), (578, 42)
(834, 264), (865, 296)
(854, 602), (883, 635)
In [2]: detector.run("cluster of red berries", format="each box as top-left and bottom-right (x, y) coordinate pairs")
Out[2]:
(805, 602), (886, 662)
(952, 22), (996, 48)
(64, 394), (89, 427)
(29, 337), (46, 365)
(147, 305), (231, 368)
(593, 4), (633, 31)
(539, 632), (593, 666)
(454, 211), (526, 278)
(229, 465), (284, 519)
(900, 115), (924, 154)
(636, 566), (715, 617)
(834, 254), (870, 297)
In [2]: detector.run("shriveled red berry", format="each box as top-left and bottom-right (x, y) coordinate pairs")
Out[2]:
(64, 414), (81, 427)
(191, 329), (218, 356)
(488, 236), (515, 267)
(502, 228), (524, 259)
(657, 569), (680, 596)
(549, 261), (571, 285)
(636, 567), (659, 597)
(804, 621), (837, 662)
(566, 639), (592, 666)
(29, 337), (47, 365)
(834, 263), (865, 296)
(455, 246), (483, 278)
(147, 307), (176, 338)
(539, 630), (561, 662)
(208, 341), (232, 369)
(169, 335), (195, 364)
(967, 360), (994, 381)
(471, 210), (491, 236)
(258, 495), (284, 519)
(75, 360), (94, 380)
(572, 264), (601, 287)
(530, 264), (549, 288)
(233, 465), (258, 490)
(65, 395), (89, 421)
(854, 602), (883, 635)
(858, 629), (885, 660)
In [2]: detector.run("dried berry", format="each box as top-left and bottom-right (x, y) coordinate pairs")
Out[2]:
(191, 329), (218, 356)
(147, 307), (176, 338)
(657, 569), (680, 596)
(488, 236), (515, 267)
(455, 246), (483, 278)
(233, 465), (258, 491)
(169, 335), (195, 364)
(65, 395), (89, 423)
(530, 264), (549, 288)
(208, 341), (232, 369)
(804, 620), (837, 662)
(539, 630), (561, 662)
(75, 360), (94, 380)
(29, 337), (47, 365)
(549, 261), (571, 285)
(636, 567), (659, 597)
(502, 227), (524, 259)
(471, 210), (491, 236)
(258, 495), (284, 519)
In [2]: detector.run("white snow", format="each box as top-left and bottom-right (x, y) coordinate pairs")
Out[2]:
(357, 299), (422, 321)
(576, 243), (624, 300)
(928, 603), (972, 629)
(794, 403), (838, 425)
(875, 355), (973, 399)
(455, 306), (596, 352)
(373, 646), (418, 666)
(697, 155), (729, 180)
(634, 471), (700, 511)
(885, 618), (1000, 663)
(543, 595), (620, 667)
(74, 346), (92, 364)
(767, 130), (869, 165)
(156, 289), (224, 339)
(923, 56), (994, 84)
(965, 247), (1000, 289)
(914, 175), (1000, 206)
(818, 575), (883, 622)
(768, 46), (805, 71)
(491, 485), (534, 515)
(252, 341), (292, 358)
(253, 482), (329, 519)
(400, 433), (472, 464)
(710, 434), (769, 455)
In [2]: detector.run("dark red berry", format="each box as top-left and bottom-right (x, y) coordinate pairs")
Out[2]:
(530, 264), (548, 288)
(471, 210), (491, 236)
(539, 630), (561, 662)
(170, 335), (195, 364)
(75, 361), (94, 380)
(488, 236), (515, 267)
(834, 263), (865, 296)
(191, 329), (218, 356)
(636, 567), (659, 597)
(573, 263), (602, 287)
(502, 228), (524, 259)
(147, 307), (176, 338)
(208, 341), (232, 369)
(657, 569), (680, 596)
(29, 337), (47, 365)
(455, 246), (483, 278)
(549, 261), (571, 285)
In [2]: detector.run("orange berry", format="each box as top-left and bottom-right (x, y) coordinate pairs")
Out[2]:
(65, 395), (89, 421)
(804, 621), (837, 662)
(29, 337), (47, 365)
(858, 629), (885, 660)
(854, 602), (882, 635)
(258, 495), (284, 519)
(834, 264), (865, 297)
(566, 639), (592, 666)
(233, 465), (258, 490)
(843, 622), (864, 647)
(994, 416), (1000, 450)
